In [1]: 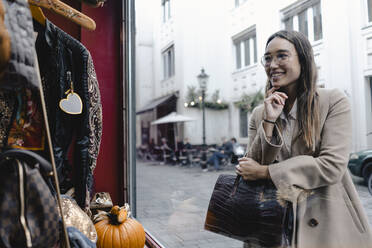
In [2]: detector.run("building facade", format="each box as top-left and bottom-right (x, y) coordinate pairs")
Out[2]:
(136, 0), (372, 152)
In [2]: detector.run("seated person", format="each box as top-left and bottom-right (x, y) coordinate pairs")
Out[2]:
(207, 137), (234, 171)
(160, 137), (175, 163)
(179, 138), (193, 165)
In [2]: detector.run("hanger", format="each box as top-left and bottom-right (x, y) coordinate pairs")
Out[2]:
(28, 0), (96, 31)
(29, 5), (46, 27)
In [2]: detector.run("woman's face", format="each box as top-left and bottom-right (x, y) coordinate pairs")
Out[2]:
(264, 37), (301, 90)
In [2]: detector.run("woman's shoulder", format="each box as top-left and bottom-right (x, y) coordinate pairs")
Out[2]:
(316, 88), (349, 104)
(316, 88), (350, 113)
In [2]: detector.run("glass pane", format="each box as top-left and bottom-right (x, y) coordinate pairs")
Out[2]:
(369, 0), (372, 23)
(370, 77), (372, 110)
(236, 42), (242, 69)
(244, 38), (250, 66)
(171, 47), (175, 76)
(134, 1), (372, 248)
(298, 9), (308, 37)
(167, 50), (171, 78)
(239, 109), (248, 137)
(162, 3), (166, 22)
(163, 53), (167, 79)
(313, 3), (323, 41)
(253, 35), (257, 63)
(284, 17), (293, 31)
(168, 0), (171, 19)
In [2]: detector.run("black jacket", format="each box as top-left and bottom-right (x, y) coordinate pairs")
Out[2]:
(33, 20), (103, 209)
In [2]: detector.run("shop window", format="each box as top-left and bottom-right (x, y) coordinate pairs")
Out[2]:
(240, 109), (248, 137)
(233, 30), (257, 70)
(162, 45), (175, 80)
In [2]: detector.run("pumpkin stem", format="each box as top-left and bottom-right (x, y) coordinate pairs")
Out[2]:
(109, 205), (128, 225)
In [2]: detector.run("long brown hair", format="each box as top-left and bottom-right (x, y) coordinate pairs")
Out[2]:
(265, 30), (319, 149)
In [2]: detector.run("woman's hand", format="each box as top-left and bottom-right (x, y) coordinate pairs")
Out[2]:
(264, 87), (288, 121)
(235, 157), (269, 180)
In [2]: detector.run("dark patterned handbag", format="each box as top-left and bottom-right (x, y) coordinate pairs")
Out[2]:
(204, 174), (290, 247)
(0, 149), (60, 248)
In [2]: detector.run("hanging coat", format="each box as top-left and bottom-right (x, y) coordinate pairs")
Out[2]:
(32, 19), (103, 209)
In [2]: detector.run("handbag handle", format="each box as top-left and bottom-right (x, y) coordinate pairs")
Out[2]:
(232, 151), (247, 196)
(0, 149), (52, 173)
(231, 175), (241, 196)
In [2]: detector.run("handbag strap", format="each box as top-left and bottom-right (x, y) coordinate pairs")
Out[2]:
(0, 149), (52, 173)
(33, 49), (71, 248)
(231, 175), (241, 196)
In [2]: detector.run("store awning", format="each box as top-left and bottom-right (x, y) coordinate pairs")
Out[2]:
(136, 93), (177, 114)
(151, 112), (196, 125)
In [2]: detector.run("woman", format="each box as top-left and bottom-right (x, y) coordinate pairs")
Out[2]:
(236, 30), (372, 248)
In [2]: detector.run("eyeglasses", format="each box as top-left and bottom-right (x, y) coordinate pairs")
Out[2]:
(260, 52), (295, 67)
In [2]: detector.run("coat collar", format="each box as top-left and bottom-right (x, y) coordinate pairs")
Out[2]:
(279, 98), (297, 121)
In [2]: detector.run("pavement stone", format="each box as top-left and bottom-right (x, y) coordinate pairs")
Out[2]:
(137, 160), (372, 248)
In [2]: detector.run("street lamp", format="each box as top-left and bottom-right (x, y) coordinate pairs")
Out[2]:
(197, 68), (209, 169)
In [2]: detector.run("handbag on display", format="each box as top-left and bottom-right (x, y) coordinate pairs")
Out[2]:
(204, 174), (290, 247)
(0, 149), (60, 248)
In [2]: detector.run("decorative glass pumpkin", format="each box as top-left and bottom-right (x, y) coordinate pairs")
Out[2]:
(94, 204), (145, 248)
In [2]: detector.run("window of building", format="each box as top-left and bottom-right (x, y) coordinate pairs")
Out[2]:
(370, 77), (372, 111)
(284, 16), (293, 31)
(162, 0), (172, 22)
(162, 45), (175, 80)
(367, 0), (372, 23)
(240, 109), (248, 137)
(233, 30), (257, 70)
(298, 9), (308, 37)
(236, 42), (242, 69)
(313, 2), (322, 40)
(282, 0), (323, 42)
(235, 0), (248, 7)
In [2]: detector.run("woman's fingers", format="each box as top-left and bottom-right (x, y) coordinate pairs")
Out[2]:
(274, 91), (288, 99)
(271, 94), (285, 105)
(266, 92), (287, 105)
(267, 86), (280, 96)
(266, 94), (283, 106)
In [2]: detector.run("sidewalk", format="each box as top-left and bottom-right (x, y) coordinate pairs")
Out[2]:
(136, 161), (372, 248)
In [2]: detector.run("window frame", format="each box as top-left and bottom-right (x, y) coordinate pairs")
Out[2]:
(235, 0), (248, 8)
(161, 0), (172, 23)
(162, 44), (175, 80)
(281, 0), (323, 42)
(232, 26), (257, 70)
(239, 108), (248, 138)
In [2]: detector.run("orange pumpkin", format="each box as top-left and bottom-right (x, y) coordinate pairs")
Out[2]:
(94, 204), (145, 248)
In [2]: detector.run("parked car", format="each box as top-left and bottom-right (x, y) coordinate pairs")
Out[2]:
(348, 149), (372, 194)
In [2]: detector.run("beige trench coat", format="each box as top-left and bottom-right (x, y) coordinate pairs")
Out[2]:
(246, 88), (372, 248)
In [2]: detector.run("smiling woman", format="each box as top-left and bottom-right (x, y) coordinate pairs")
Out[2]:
(236, 30), (372, 248)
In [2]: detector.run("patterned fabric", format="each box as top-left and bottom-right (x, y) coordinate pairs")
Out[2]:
(87, 54), (102, 172)
(7, 89), (45, 150)
(0, 90), (15, 148)
(34, 19), (103, 208)
(0, 154), (59, 248)
(1, 0), (39, 90)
